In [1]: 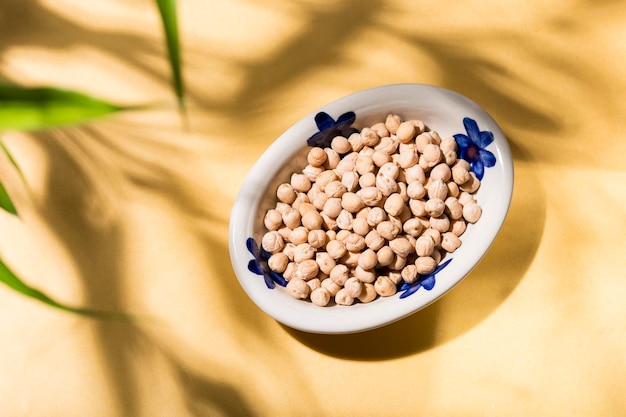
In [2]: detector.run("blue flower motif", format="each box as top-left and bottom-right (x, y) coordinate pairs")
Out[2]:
(398, 258), (453, 299)
(453, 117), (497, 180)
(306, 111), (359, 149)
(246, 237), (288, 289)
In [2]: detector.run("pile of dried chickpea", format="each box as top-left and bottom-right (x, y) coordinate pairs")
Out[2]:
(260, 114), (482, 307)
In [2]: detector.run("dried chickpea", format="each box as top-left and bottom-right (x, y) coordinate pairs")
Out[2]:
(415, 235), (435, 257)
(324, 148), (341, 169)
(308, 229), (328, 249)
(262, 231), (284, 253)
(460, 172), (481, 193)
(415, 132), (432, 153)
(335, 288), (355, 306)
(384, 193), (405, 217)
(375, 136), (398, 155)
(375, 275), (397, 297)
(430, 215), (451, 233)
(331, 136), (351, 154)
(310, 287), (331, 307)
(344, 277), (364, 298)
(316, 169), (338, 190)
(341, 192), (365, 213)
(450, 218), (467, 236)
(302, 164), (323, 182)
(336, 209), (354, 230)
(323, 197), (342, 218)
(321, 212), (338, 230)
(307, 147), (327, 167)
(445, 197), (464, 220)
(287, 278), (310, 299)
(283, 262), (297, 280)
(463, 202), (482, 223)
(358, 248), (378, 270)
(321, 277), (341, 296)
(344, 233), (366, 252)
(341, 171), (360, 192)
(329, 264), (349, 286)
(336, 229), (351, 241)
(357, 283), (377, 303)
(293, 243), (315, 262)
(348, 132), (364, 152)
(264, 209), (283, 231)
(302, 210), (323, 230)
(401, 264), (419, 284)
(441, 232), (462, 253)
(388, 271), (403, 285)
(359, 172), (376, 188)
(403, 217), (424, 237)
(289, 226), (309, 245)
(385, 114), (402, 134)
(297, 259), (319, 280)
(425, 198), (446, 217)
(376, 220), (400, 240)
(372, 150), (391, 167)
(440, 136), (457, 153)
(377, 246), (395, 266)
(396, 121), (417, 143)
(415, 256), (437, 275)
(336, 154), (357, 176)
(388, 254), (407, 271)
(389, 237), (414, 258)
(365, 229), (386, 251)
(326, 239), (347, 260)
(268, 252), (289, 273)
(356, 155), (375, 175)
(458, 191), (475, 206)
(357, 186), (383, 206)
(307, 277), (321, 292)
(447, 181), (460, 198)
(352, 217), (371, 236)
(276, 183), (297, 204)
(409, 199), (426, 217)
(291, 173), (311, 193)
(422, 228), (441, 246)
(282, 208), (301, 229)
(354, 265), (376, 283)
(316, 252), (336, 275)
(360, 127), (380, 147)
(430, 163), (452, 182)
(370, 122), (389, 138)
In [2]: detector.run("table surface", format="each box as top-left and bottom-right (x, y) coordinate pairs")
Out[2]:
(1, 1), (625, 416)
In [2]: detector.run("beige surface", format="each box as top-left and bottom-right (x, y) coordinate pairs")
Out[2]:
(1, 0), (626, 416)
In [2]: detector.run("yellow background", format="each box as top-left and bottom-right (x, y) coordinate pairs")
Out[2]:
(1, 0), (625, 416)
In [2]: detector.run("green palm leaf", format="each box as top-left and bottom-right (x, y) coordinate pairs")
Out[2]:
(155, 0), (185, 110)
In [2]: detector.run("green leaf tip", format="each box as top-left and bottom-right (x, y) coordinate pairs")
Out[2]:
(155, 0), (186, 110)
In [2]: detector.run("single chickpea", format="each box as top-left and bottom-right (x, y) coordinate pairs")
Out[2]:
(335, 157), (357, 177)
(405, 164), (426, 184)
(442, 149), (457, 166)
(307, 147), (327, 167)
(344, 277), (364, 298)
(274, 202), (291, 214)
(425, 198), (446, 217)
(407, 119), (426, 133)
(441, 232), (462, 253)
(406, 181), (426, 200)
(296, 201), (316, 216)
(458, 191), (475, 206)
(264, 209), (283, 231)
(415, 235), (435, 257)
(366, 206), (387, 226)
(306, 277), (322, 291)
(283, 262), (298, 281)
(415, 256), (437, 275)
(352, 217), (371, 236)
(431, 249), (443, 265)
(450, 218), (467, 236)
(310, 287), (331, 307)
(321, 212), (338, 230)
(383, 193), (405, 217)
(316, 170), (338, 191)
(276, 183), (297, 204)
(289, 226), (309, 245)
(385, 114), (403, 134)
(354, 265), (377, 283)
(454, 158), (471, 171)
(293, 243), (315, 262)
(268, 252), (289, 273)
(365, 229), (386, 251)
(341, 192), (365, 213)
(377, 246), (395, 267)
(324, 148), (341, 169)
(388, 271), (403, 285)
(401, 264), (419, 284)
(427, 179), (448, 200)
(402, 217), (424, 237)
(422, 228), (442, 246)
(282, 208), (301, 229)
(321, 277), (342, 296)
(348, 132), (364, 152)
(355, 155), (375, 176)
(282, 243), (297, 260)
(336, 209), (354, 230)
(316, 252), (336, 275)
(377, 220), (400, 240)
(379, 162), (400, 179)
(356, 206), (371, 219)
(301, 210), (323, 230)
(396, 121), (417, 143)
(389, 237), (414, 258)
(302, 164), (323, 182)
(291, 173), (311, 193)
(360, 127), (381, 147)
(262, 231), (284, 254)
(311, 191), (328, 211)
(368, 121), (388, 138)
(286, 278), (311, 300)
(372, 150), (391, 167)
(463, 202), (482, 223)
(336, 229), (352, 241)
(397, 181), (409, 202)
(409, 199), (426, 217)
(357, 187), (383, 207)
(388, 254), (407, 271)
(445, 197), (464, 220)
(326, 239), (347, 260)
(430, 163), (452, 182)
(341, 171), (360, 192)
(357, 173), (374, 189)
(375, 136), (399, 155)
(335, 288), (355, 306)
(358, 248), (378, 270)
(447, 181), (460, 198)
(414, 132), (433, 153)
(429, 130), (442, 145)
(329, 264), (349, 286)
(297, 259), (320, 280)
(440, 136), (457, 153)
(398, 149), (418, 169)
(331, 136), (351, 154)
(375, 276), (397, 297)
(422, 143), (442, 167)
(357, 283), (377, 303)
(344, 233), (366, 252)
(460, 172), (481, 193)
(308, 229), (328, 249)
(429, 215), (450, 233)
(323, 197), (343, 218)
